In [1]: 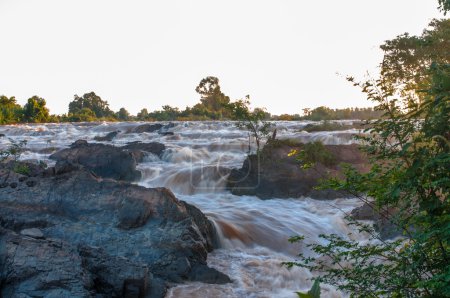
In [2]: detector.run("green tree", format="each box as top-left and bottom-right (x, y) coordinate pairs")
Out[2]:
(68, 92), (113, 118)
(137, 108), (149, 120)
(226, 95), (274, 153)
(22, 96), (50, 123)
(286, 63), (450, 297)
(0, 95), (22, 124)
(438, 0), (450, 13)
(116, 107), (131, 121)
(195, 76), (231, 119)
(67, 107), (96, 122)
(380, 18), (450, 103)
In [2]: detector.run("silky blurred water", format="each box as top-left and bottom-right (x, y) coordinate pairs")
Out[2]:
(0, 121), (365, 297)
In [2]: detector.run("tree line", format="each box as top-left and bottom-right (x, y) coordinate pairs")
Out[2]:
(2, 77), (382, 124)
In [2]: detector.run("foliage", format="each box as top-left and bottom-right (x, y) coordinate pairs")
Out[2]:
(288, 141), (336, 169)
(302, 120), (365, 132)
(0, 96), (22, 124)
(296, 280), (321, 298)
(22, 96), (50, 123)
(380, 18), (450, 103)
(286, 63), (450, 297)
(136, 108), (149, 120)
(301, 106), (383, 121)
(438, 0), (450, 14)
(68, 92), (113, 118)
(194, 76), (231, 119)
(148, 105), (180, 121)
(0, 139), (27, 162)
(14, 163), (30, 175)
(67, 107), (97, 122)
(116, 107), (131, 121)
(226, 95), (274, 153)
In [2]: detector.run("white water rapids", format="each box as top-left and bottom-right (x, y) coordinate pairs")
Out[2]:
(0, 121), (367, 297)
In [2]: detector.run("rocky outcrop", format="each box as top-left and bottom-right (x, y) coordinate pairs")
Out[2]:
(50, 140), (141, 182)
(94, 130), (120, 142)
(351, 203), (402, 240)
(127, 123), (163, 134)
(227, 141), (369, 199)
(122, 141), (166, 162)
(126, 123), (176, 135)
(0, 161), (230, 297)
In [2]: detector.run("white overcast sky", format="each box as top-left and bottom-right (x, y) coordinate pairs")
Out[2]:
(0, 0), (444, 115)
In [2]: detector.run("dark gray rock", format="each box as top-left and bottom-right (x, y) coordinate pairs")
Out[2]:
(0, 164), (229, 297)
(227, 142), (369, 199)
(122, 141), (166, 162)
(351, 203), (402, 240)
(127, 123), (163, 134)
(94, 131), (120, 142)
(50, 141), (141, 181)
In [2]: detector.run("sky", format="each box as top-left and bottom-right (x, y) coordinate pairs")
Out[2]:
(0, 0), (445, 115)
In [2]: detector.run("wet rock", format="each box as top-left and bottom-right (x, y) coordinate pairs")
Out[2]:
(25, 179), (37, 187)
(351, 203), (402, 240)
(78, 245), (156, 297)
(37, 146), (60, 154)
(159, 131), (174, 136)
(20, 227), (44, 239)
(0, 229), (92, 297)
(127, 123), (163, 134)
(94, 130), (120, 142)
(0, 164), (229, 296)
(122, 141), (166, 160)
(50, 141), (141, 181)
(0, 133), (5, 137)
(227, 141), (369, 199)
(189, 264), (232, 284)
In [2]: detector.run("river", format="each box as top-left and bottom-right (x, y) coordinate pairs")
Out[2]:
(0, 121), (366, 297)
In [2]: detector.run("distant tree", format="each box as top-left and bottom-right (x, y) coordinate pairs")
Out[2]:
(22, 96), (49, 123)
(195, 76), (231, 119)
(0, 95), (22, 124)
(226, 95), (274, 153)
(67, 108), (96, 122)
(304, 106), (334, 121)
(116, 107), (130, 121)
(68, 92), (113, 118)
(137, 108), (149, 120)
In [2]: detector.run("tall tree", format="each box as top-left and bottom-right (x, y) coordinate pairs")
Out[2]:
(0, 95), (22, 124)
(380, 18), (450, 103)
(68, 92), (113, 118)
(195, 76), (231, 119)
(22, 96), (49, 123)
(116, 107), (130, 121)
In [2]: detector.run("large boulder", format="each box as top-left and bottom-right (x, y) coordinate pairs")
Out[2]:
(227, 140), (369, 199)
(122, 141), (166, 162)
(0, 162), (230, 297)
(127, 123), (163, 134)
(94, 130), (120, 142)
(50, 140), (141, 181)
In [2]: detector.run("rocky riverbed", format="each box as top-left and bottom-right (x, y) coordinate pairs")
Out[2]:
(0, 121), (386, 297)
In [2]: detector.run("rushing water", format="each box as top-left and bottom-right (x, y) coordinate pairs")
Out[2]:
(0, 121), (366, 298)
